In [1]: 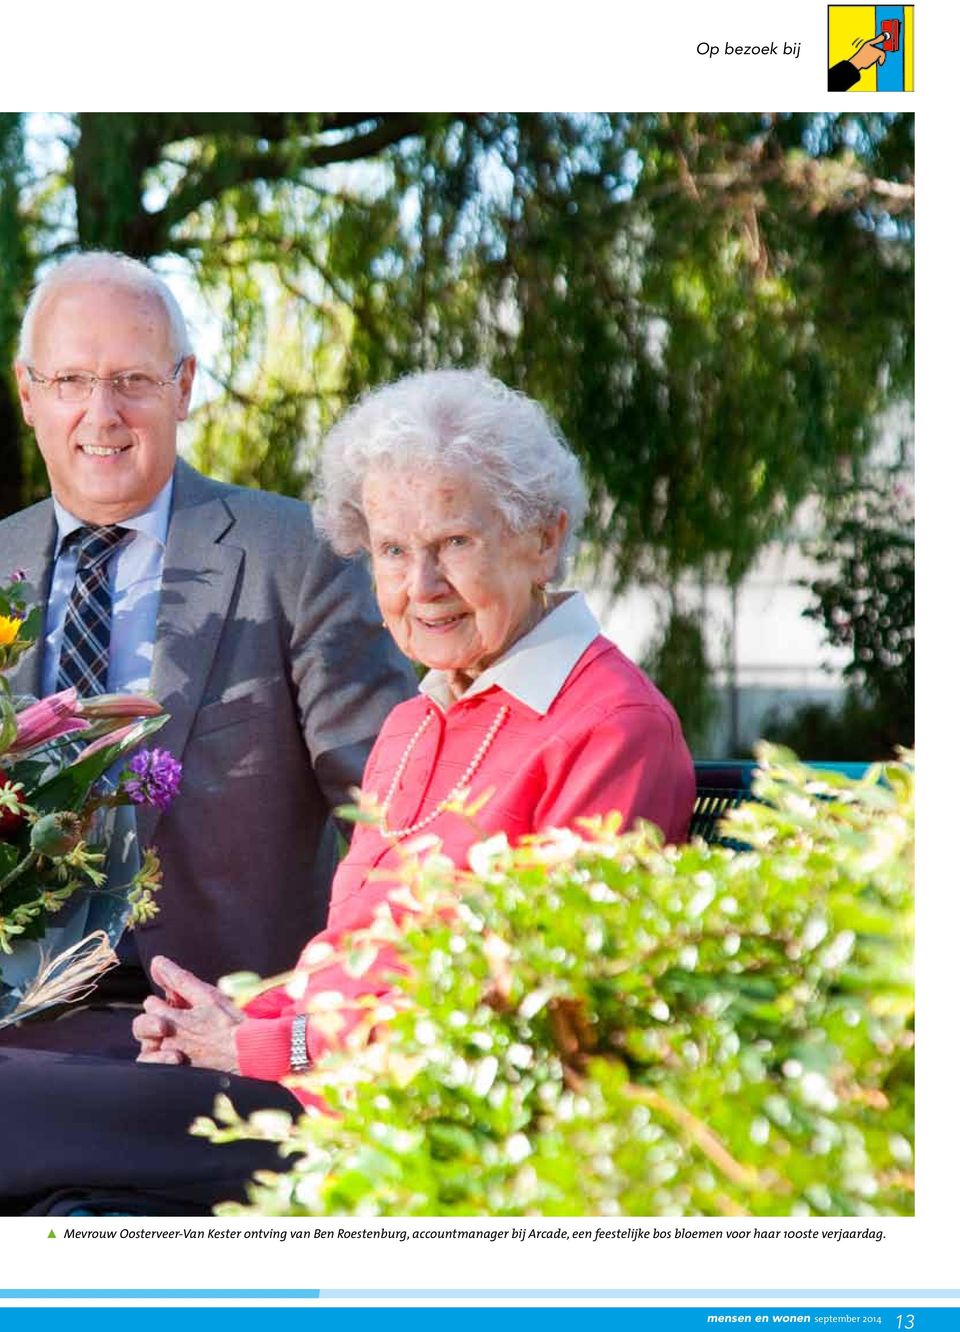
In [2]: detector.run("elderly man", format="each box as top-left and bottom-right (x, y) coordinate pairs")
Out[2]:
(0, 252), (414, 1057)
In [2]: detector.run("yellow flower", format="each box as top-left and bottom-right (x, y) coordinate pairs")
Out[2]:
(0, 615), (22, 647)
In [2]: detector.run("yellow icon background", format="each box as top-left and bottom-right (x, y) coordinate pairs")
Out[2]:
(829, 5), (914, 91)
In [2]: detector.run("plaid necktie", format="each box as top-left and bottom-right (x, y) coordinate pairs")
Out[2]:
(56, 525), (131, 696)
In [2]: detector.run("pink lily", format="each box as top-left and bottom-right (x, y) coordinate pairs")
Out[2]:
(76, 693), (164, 721)
(72, 722), (140, 764)
(9, 689), (89, 753)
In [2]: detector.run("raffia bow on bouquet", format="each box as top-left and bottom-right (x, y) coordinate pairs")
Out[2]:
(0, 571), (180, 1027)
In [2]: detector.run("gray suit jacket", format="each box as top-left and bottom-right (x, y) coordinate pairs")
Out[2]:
(0, 458), (414, 986)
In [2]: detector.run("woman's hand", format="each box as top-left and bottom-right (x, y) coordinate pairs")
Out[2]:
(133, 955), (243, 1074)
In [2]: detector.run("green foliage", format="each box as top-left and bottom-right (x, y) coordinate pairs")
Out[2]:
(5, 114), (913, 594)
(0, 113), (31, 519)
(200, 748), (914, 1218)
(807, 481), (913, 735)
(762, 692), (900, 765)
(328, 113), (914, 585)
(641, 606), (719, 753)
(0, 115), (28, 356)
(0, 576), (41, 675)
(764, 478), (913, 759)
(0, 583), (169, 988)
(24, 713), (169, 815)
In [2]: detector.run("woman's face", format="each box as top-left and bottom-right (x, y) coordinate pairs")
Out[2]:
(363, 468), (566, 681)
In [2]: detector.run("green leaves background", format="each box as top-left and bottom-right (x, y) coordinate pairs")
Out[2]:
(202, 749), (914, 1219)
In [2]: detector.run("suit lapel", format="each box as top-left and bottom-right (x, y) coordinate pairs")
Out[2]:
(6, 502), (57, 698)
(138, 460), (242, 845)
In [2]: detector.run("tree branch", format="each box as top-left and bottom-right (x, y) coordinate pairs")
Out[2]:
(646, 156), (914, 217)
(155, 114), (455, 239)
(625, 1084), (759, 1190)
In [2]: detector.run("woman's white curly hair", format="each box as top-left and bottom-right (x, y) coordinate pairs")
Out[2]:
(318, 368), (587, 582)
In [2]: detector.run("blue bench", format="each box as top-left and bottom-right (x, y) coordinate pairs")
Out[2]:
(692, 761), (870, 845)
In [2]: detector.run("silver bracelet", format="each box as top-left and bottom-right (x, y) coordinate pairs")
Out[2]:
(290, 1013), (311, 1073)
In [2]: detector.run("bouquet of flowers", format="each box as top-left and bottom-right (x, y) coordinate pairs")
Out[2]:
(0, 571), (180, 1027)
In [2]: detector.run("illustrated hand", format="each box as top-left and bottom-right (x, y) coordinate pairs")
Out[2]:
(850, 33), (887, 70)
(133, 954), (243, 1074)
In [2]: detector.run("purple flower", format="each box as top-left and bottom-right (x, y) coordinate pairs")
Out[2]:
(122, 748), (182, 812)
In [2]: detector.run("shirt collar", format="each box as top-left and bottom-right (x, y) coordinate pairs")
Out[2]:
(419, 590), (601, 715)
(53, 476), (174, 557)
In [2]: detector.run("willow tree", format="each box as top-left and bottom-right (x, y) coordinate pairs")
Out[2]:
(0, 115), (31, 518)
(347, 112), (913, 586)
(1, 112), (912, 593)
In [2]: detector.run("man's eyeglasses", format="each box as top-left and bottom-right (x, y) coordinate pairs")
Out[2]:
(26, 360), (185, 404)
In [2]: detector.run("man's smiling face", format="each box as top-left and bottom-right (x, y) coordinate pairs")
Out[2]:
(15, 281), (194, 524)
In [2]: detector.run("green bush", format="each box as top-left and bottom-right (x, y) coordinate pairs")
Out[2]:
(765, 480), (913, 762)
(762, 691), (905, 764)
(642, 608), (720, 755)
(199, 747), (914, 1218)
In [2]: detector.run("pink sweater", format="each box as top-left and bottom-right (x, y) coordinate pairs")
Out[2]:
(236, 637), (694, 1097)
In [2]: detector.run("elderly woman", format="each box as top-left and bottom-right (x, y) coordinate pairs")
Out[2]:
(1, 370), (693, 1215)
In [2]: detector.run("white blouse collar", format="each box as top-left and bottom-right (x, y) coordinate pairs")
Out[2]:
(418, 590), (601, 715)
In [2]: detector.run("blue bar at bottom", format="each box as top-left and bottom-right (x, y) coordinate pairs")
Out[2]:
(0, 1309), (958, 1330)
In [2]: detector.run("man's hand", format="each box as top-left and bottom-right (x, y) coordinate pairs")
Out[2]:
(133, 955), (243, 1074)
(850, 32), (888, 70)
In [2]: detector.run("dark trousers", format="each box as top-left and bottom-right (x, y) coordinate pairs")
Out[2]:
(0, 964), (151, 1058)
(0, 1047), (300, 1215)
(0, 1005), (141, 1058)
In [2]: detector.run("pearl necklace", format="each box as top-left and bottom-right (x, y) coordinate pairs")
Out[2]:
(378, 704), (510, 839)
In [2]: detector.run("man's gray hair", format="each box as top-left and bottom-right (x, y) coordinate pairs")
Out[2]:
(17, 251), (193, 364)
(318, 368), (588, 583)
